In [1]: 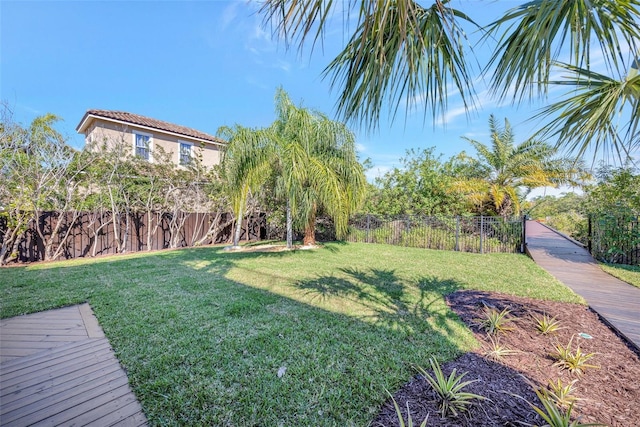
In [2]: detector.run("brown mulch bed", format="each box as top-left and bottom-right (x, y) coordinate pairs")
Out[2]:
(374, 290), (640, 426)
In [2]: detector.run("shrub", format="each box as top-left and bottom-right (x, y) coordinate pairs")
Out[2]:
(529, 387), (603, 427)
(545, 378), (580, 409)
(415, 357), (486, 418)
(476, 306), (514, 335)
(552, 336), (598, 375)
(533, 312), (564, 335)
(483, 335), (519, 360)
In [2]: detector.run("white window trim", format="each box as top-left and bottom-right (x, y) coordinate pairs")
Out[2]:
(178, 140), (193, 166)
(133, 131), (153, 162)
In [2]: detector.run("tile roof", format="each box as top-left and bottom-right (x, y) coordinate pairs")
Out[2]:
(79, 109), (225, 145)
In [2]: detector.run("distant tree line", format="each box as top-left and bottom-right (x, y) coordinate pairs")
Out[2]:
(364, 115), (586, 219)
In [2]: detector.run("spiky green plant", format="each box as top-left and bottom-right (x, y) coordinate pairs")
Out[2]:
(415, 357), (486, 418)
(483, 334), (519, 361)
(387, 391), (429, 427)
(529, 387), (603, 427)
(534, 313), (564, 335)
(552, 336), (598, 375)
(545, 378), (580, 409)
(477, 306), (514, 335)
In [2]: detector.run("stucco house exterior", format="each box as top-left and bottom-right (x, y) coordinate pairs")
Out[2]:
(76, 110), (226, 168)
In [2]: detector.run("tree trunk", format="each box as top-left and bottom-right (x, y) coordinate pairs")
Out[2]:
(303, 205), (317, 246)
(286, 199), (293, 249)
(233, 213), (243, 247)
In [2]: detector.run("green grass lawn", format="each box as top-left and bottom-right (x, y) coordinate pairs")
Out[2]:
(600, 263), (640, 288)
(0, 242), (582, 426)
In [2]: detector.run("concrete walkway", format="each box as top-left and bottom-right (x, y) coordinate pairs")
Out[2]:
(0, 304), (147, 426)
(526, 220), (640, 352)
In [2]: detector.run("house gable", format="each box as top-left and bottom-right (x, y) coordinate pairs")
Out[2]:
(76, 109), (226, 167)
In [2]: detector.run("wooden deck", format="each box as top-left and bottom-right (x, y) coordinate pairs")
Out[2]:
(0, 304), (147, 426)
(526, 220), (640, 351)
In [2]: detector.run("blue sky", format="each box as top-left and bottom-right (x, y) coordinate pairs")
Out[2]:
(0, 0), (630, 191)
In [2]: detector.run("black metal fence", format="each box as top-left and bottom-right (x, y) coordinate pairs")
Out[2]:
(589, 214), (640, 265)
(347, 214), (525, 254)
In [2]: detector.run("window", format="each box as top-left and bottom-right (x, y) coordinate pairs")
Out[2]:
(179, 142), (192, 165)
(134, 132), (151, 161)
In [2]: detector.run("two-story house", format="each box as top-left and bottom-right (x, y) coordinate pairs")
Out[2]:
(76, 109), (226, 168)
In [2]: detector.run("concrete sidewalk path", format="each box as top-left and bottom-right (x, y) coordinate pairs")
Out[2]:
(525, 220), (640, 352)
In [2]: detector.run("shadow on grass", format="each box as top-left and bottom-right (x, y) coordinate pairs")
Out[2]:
(0, 244), (478, 426)
(293, 266), (465, 339)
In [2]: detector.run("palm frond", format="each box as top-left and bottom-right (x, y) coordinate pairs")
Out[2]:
(323, 0), (478, 128)
(258, 0), (345, 52)
(533, 63), (640, 162)
(486, 0), (640, 102)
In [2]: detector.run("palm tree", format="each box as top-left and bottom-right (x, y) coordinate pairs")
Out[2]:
(218, 124), (272, 247)
(220, 88), (366, 248)
(259, 0), (640, 160)
(270, 88), (366, 246)
(457, 115), (584, 217)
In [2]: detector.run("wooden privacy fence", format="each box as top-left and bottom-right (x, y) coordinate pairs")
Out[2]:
(347, 214), (525, 254)
(0, 211), (265, 263)
(588, 214), (640, 266)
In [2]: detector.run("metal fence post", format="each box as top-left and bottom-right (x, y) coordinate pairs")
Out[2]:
(521, 215), (526, 254)
(366, 214), (370, 243)
(479, 215), (484, 254)
(587, 214), (592, 255)
(455, 216), (460, 252)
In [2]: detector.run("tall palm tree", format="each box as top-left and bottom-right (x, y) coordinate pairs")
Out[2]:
(458, 115), (584, 217)
(259, 0), (640, 160)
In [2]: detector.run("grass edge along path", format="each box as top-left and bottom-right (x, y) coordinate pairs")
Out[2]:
(600, 262), (640, 289)
(0, 242), (582, 426)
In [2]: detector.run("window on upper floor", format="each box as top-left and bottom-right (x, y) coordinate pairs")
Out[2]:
(179, 142), (193, 165)
(134, 132), (152, 161)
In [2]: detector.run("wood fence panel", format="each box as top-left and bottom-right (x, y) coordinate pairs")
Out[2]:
(0, 211), (258, 264)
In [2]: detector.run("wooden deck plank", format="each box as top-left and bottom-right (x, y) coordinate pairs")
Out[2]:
(0, 338), (105, 375)
(0, 304), (147, 426)
(103, 407), (148, 427)
(65, 394), (145, 427)
(0, 326), (87, 335)
(0, 333), (89, 343)
(0, 305), (82, 323)
(0, 359), (122, 408)
(1, 346), (114, 396)
(526, 220), (640, 352)
(1, 339), (111, 383)
(1, 318), (86, 326)
(1, 372), (129, 424)
(0, 305), (88, 362)
(78, 302), (105, 338)
(26, 384), (134, 426)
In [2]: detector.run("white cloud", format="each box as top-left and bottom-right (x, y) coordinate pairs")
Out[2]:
(275, 59), (291, 72)
(220, 2), (240, 32)
(435, 105), (469, 127)
(365, 166), (391, 182)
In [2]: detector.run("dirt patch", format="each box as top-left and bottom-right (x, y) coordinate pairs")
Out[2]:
(224, 244), (320, 253)
(374, 290), (640, 426)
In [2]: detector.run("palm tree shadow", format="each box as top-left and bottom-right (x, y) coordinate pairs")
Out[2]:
(293, 267), (465, 338)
